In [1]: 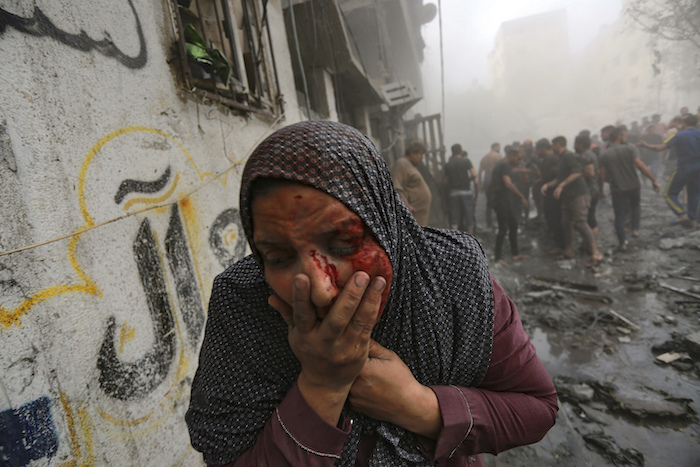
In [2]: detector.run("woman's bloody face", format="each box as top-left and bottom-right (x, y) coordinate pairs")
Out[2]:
(252, 183), (393, 321)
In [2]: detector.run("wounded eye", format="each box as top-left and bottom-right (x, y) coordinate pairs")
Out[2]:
(330, 246), (358, 256)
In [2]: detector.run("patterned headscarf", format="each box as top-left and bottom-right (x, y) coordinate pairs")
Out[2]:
(186, 121), (494, 466)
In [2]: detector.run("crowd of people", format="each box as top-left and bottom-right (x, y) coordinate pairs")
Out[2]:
(392, 107), (700, 269)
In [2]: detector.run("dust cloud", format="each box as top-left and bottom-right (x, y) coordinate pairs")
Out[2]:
(417, 1), (700, 167)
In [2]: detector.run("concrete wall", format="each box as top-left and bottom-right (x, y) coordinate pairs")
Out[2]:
(0, 0), (300, 464)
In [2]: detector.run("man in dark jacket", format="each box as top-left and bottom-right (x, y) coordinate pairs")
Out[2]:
(443, 144), (478, 234)
(541, 136), (602, 266)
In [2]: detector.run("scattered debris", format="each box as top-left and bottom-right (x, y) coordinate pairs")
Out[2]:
(545, 285), (612, 303)
(607, 309), (640, 330)
(684, 331), (700, 359)
(656, 352), (686, 363)
(533, 276), (599, 291)
(658, 231), (700, 251)
(623, 272), (657, 291)
(582, 432), (645, 466)
(524, 290), (554, 300)
(659, 283), (700, 301)
(555, 376), (696, 422)
(490, 187), (700, 465)
(615, 395), (692, 419)
(670, 275), (700, 283)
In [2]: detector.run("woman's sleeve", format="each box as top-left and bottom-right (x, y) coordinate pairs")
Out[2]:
(419, 276), (558, 460)
(215, 383), (351, 466)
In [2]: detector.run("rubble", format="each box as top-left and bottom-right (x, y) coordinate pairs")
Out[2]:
(655, 352), (686, 363)
(658, 230), (700, 251)
(554, 376), (695, 421)
(658, 283), (700, 301)
(582, 432), (644, 467)
(683, 331), (700, 358)
(487, 184), (700, 465)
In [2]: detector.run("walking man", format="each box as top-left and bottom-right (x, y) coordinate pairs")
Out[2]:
(537, 138), (565, 254)
(541, 136), (603, 267)
(600, 128), (660, 251)
(641, 114), (700, 228)
(444, 144), (478, 234)
(478, 143), (502, 228)
(575, 134), (600, 249)
(491, 147), (528, 266)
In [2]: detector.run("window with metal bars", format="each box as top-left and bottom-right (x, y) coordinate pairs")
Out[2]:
(171, 0), (282, 117)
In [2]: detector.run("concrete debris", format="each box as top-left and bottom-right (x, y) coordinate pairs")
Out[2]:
(546, 285), (612, 303)
(653, 332), (700, 362)
(582, 432), (645, 466)
(622, 271), (657, 291)
(614, 395), (692, 419)
(555, 376), (696, 422)
(659, 283), (700, 301)
(659, 237), (688, 250)
(683, 331), (700, 358)
(655, 352), (686, 363)
(658, 231), (700, 251)
(607, 309), (640, 330)
(524, 290), (554, 299)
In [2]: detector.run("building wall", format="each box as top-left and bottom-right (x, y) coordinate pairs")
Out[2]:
(0, 0), (299, 464)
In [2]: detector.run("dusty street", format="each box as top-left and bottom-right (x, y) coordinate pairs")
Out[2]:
(475, 185), (700, 466)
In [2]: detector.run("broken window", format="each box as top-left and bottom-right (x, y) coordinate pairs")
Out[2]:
(171, 0), (282, 116)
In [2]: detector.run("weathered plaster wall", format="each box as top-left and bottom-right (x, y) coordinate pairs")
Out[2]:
(0, 0), (299, 464)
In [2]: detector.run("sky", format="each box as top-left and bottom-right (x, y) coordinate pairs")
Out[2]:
(418, 0), (624, 115)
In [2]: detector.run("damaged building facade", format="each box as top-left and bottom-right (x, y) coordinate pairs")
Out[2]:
(0, 0), (436, 464)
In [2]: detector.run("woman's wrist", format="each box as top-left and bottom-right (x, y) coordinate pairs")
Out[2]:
(297, 372), (351, 427)
(399, 384), (443, 439)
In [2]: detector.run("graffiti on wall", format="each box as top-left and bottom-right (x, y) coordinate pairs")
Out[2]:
(0, 0), (147, 69)
(0, 126), (247, 464)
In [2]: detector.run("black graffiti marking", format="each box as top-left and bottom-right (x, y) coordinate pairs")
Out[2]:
(97, 218), (175, 401)
(114, 166), (172, 205)
(165, 204), (205, 349)
(0, 0), (147, 69)
(209, 208), (246, 269)
(0, 396), (58, 463)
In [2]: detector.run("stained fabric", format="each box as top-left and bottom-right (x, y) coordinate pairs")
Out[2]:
(186, 121), (495, 466)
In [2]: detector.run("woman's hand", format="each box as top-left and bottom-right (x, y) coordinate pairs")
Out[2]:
(348, 340), (443, 439)
(268, 272), (386, 425)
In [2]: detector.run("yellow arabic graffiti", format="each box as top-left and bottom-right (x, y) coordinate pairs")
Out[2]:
(2, 126), (235, 464)
(0, 126), (227, 327)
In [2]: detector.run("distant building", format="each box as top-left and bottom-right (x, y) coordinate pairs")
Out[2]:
(488, 9), (569, 116)
(580, 17), (700, 122)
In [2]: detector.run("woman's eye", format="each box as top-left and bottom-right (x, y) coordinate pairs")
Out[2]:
(263, 253), (293, 267)
(329, 235), (363, 256)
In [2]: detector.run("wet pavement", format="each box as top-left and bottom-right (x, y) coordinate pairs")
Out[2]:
(473, 187), (700, 466)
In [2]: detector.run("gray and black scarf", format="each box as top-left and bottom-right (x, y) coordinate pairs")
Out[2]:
(186, 121), (494, 466)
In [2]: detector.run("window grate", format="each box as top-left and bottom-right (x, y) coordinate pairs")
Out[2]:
(171, 0), (282, 117)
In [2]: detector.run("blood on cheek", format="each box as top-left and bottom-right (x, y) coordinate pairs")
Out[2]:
(309, 250), (339, 292)
(346, 238), (393, 320)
